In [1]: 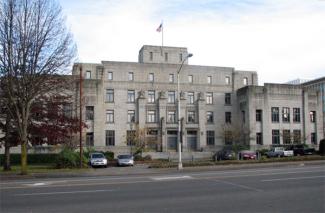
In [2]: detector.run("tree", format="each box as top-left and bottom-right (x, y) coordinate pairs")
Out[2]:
(219, 123), (251, 152)
(0, 0), (76, 174)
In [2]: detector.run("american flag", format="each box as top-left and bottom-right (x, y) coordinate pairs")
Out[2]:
(156, 23), (163, 32)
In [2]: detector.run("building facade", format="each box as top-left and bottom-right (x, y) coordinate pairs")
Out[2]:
(72, 45), (323, 154)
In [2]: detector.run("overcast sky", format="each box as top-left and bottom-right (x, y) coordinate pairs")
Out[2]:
(59, 0), (325, 85)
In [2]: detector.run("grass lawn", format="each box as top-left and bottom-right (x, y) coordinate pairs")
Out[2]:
(0, 164), (91, 174)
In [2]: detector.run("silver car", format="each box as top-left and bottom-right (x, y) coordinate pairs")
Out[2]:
(117, 154), (134, 166)
(89, 153), (108, 168)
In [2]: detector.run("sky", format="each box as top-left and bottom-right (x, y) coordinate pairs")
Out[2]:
(59, 0), (325, 85)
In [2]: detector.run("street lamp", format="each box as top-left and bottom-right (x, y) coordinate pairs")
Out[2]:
(177, 53), (193, 170)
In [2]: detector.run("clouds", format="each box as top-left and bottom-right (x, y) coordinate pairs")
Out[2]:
(59, 0), (325, 84)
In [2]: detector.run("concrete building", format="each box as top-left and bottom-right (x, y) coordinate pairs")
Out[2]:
(71, 45), (323, 155)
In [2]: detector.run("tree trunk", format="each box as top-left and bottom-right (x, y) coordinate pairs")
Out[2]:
(3, 143), (11, 171)
(20, 113), (29, 175)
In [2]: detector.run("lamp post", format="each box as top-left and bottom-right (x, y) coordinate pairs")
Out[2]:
(130, 121), (134, 155)
(177, 53), (193, 170)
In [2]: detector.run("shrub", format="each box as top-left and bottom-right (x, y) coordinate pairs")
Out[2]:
(103, 151), (114, 161)
(0, 154), (58, 165)
(143, 155), (152, 161)
(133, 154), (143, 161)
(55, 147), (87, 168)
(319, 139), (325, 155)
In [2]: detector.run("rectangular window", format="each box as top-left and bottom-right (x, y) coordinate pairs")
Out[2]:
(282, 107), (290, 123)
(310, 111), (316, 122)
(106, 89), (114, 103)
(225, 93), (231, 105)
(311, 132), (317, 144)
(243, 77), (248, 85)
(256, 109), (262, 122)
(283, 129), (291, 144)
(206, 131), (215, 146)
(225, 76), (230, 85)
(225, 112), (232, 123)
(168, 91), (175, 103)
(187, 111), (195, 123)
(86, 106), (94, 120)
(293, 108), (300, 122)
(105, 130), (115, 146)
(225, 131), (232, 145)
(150, 52), (153, 61)
(147, 110), (156, 123)
(169, 74), (174, 83)
(207, 76), (212, 84)
(127, 90), (135, 103)
(206, 92), (213, 104)
(86, 70), (91, 79)
(128, 72), (134, 81)
(127, 110), (135, 123)
(149, 73), (154, 82)
(272, 130), (280, 144)
(86, 133), (94, 146)
(164, 52), (168, 62)
(242, 110), (245, 123)
(127, 130), (136, 146)
(63, 103), (72, 118)
(148, 90), (155, 103)
(188, 75), (193, 83)
(108, 72), (113, 80)
(256, 133), (263, 145)
(167, 111), (176, 123)
(271, 107), (279, 122)
(188, 92), (194, 104)
(293, 130), (301, 144)
(179, 53), (183, 62)
(206, 111), (214, 123)
(106, 110), (114, 123)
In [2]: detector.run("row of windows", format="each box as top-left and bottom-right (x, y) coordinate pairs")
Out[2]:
(107, 89), (232, 105)
(270, 107), (315, 123)
(271, 130), (317, 145)
(86, 70), (249, 86)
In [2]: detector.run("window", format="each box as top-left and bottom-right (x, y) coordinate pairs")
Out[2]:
(207, 76), (212, 84)
(86, 70), (91, 79)
(206, 111), (214, 123)
(271, 107), (279, 122)
(293, 130), (301, 144)
(169, 74), (174, 83)
(127, 110), (135, 123)
(187, 111), (195, 123)
(206, 92), (213, 104)
(179, 53), (183, 62)
(106, 110), (114, 123)
(283, 129), (291, 144)
(127, 130), (136, 146)
(106, 89), (114, 102)
(105, 130), (115, 146)
(188, 92), (194, 104)
(310, 111), (316, 122)
(86, 133), (94, 146)
(188, 75), (193, 83)
(167, 111), (176, 123)
(86, 106), (94, 120)
(225, 131), (232, 145)
(225, 76), (230, 85)
(225, 93), (231, 105)
(168, 91), (175, 103)
(164, 52), (168, 62)
(127, 90), (135, 103)
(149, 73), (154, 82)
(225, 112), (231, 123)
(147, 110), (156, 123)
(272, 130), (280, 144)
(243, 77), (248, 85)
(128, 72), (134, 81)
(256, 133), (262, 145)
(242, 110), (245, 123)
(148, 90), (155, 103)
(108, 72), (113, 80)
(206, 131), (215, 145)
(282, 107), (290, 122)
(293, 108), (300, 122)
(256, 109), (262, 122)
(311, 132), (317, 144)
(63, 103), (72, 118)
(150, 52), (153, 61)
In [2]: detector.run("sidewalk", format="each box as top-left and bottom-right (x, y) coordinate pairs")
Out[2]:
(1, 160), (324, 181)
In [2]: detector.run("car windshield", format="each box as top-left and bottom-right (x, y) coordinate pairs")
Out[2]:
(92, 153), (104, 158)
(118, 155), (132, 159)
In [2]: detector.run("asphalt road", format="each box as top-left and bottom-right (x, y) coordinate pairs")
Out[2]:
(1, 164), (325, 213)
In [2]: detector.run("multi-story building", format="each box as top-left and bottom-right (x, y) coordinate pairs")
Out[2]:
(72, 45), (323, 154)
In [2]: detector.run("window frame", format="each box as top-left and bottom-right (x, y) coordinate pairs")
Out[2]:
(206, 92), (213, 105)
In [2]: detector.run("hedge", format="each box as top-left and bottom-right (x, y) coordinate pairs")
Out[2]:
(0, 154), (58, 165)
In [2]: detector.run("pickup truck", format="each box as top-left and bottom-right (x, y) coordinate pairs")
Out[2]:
(266, 147), (294, 158)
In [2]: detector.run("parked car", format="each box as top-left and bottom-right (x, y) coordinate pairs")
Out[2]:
(89, 152), (108, 168)
(117, 154), (134, 166)
(214, 149), (236, 161)
(239, 150), (257, 160)
(266, 147), (294, 158)
(287, 145), (316, 156)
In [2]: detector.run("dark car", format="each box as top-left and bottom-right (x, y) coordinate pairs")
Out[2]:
(239, 150), (257, 160)
(214, 150), (236, 161)
(288, 145), (316, 156)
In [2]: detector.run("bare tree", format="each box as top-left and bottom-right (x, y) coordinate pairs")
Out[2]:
(0, 0), (76, 174)
(219, 123), (252, 152)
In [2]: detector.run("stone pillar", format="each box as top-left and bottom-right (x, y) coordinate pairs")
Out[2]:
(137, 90), (146, 129)
(303, 90), (310, 144)
(158, 91), (167, 152)
(316, 91), (324, 144)
(262, 87), (271, 146)
(198, 92), (206, 150)
(180, 91), (187, 150)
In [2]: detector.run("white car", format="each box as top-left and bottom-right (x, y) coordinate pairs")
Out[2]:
(89, 153), (108, 168)
(117, 154), (134, 166)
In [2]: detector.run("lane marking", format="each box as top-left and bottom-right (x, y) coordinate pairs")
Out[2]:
(215, 179), (263, 192)
(261, 175), (325, 182)
(151, 175), (192, 181)
(15, 189), (115, 196)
